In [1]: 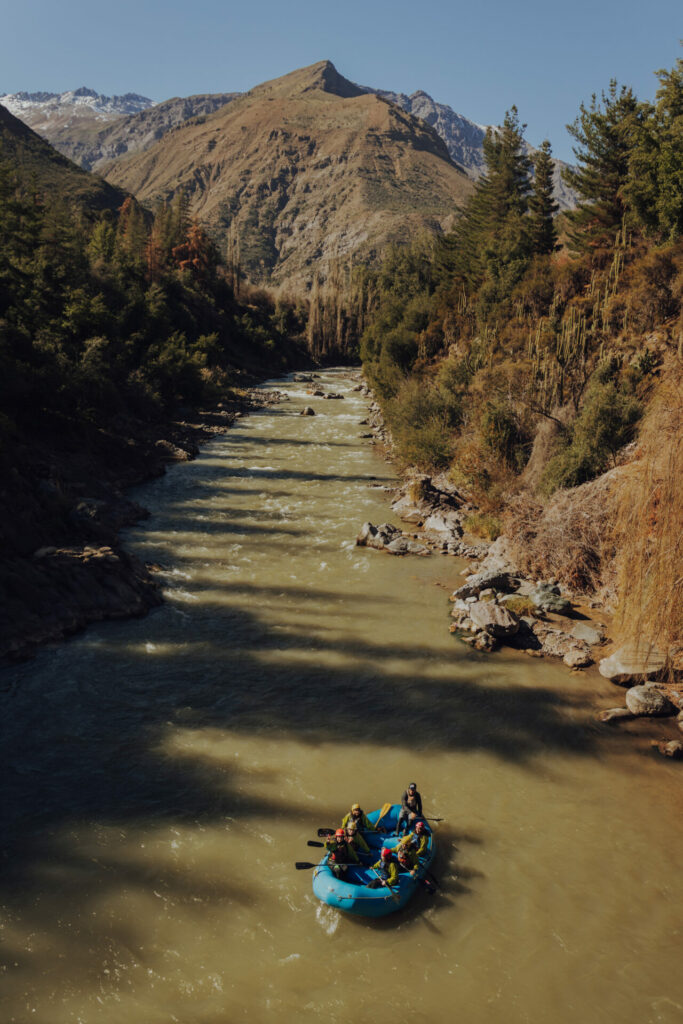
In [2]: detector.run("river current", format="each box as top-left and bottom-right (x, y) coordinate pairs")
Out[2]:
(2, 369), (683, 1024)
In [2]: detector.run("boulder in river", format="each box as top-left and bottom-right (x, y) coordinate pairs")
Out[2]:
(355, 522), (430, 557)
(300, 407), (316, 416)
(598, 642), (667, 685)
(451, 570), (516, 601)
(468, 600), (519, 638)
(624, 684), (675, 717)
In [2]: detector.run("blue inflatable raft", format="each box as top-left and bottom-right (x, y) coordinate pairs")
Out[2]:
(311, 804), (435, 917)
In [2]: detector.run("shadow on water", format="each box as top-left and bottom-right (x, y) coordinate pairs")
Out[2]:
(0, 379), (619, 983)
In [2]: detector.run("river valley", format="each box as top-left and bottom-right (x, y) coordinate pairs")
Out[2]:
(2, 369), (683, 1024)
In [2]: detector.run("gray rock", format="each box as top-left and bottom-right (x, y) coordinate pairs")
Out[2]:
(530, 622), (591, 663)
(530, 583), (572, 615)
(563, 646), (593, 668)
(422, 510), (464, 542)
(355, 522), (429, 556)
(474, 536), (519, 575)
(625, 685), (675, 717)
(468, 601), (519, 638)
(598, 707), (635, 724)
(598, 642), (667, 684)
(451, 570), (515, 601)
(570, 621), (606, 645)
(461, 631), (498, 652)
(391, 493), (424, 524)
(385, 537), (431, 557)
(300, 406), (316, 416)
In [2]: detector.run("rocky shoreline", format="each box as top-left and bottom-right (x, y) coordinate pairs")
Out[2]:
(1, 388), (288, 663)
(354, 378), (683, 760)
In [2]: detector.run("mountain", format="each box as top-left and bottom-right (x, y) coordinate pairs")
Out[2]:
(367, 87), (576, 210)
(0, 86), (153, 127)
(0, 102), (129, 214)
(11, 93), (240, 172)
(100, 61), (474, 287)
(4, 74), (575, 212)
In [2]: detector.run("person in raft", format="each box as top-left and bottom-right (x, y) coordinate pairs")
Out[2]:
(341, 803), (385, 833)
(345, 820), (370, 855)
(400, 819), (430, 858)
(396, 782), (423, 835)
(367, 847), (399, 889)
(325, 828), (360, 879)
(396, 843), (420, 878)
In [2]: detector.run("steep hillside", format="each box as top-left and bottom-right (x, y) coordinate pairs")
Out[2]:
(369, 87), (576, 209)
(100, 61), (473, 287)
(0, 103), (128, 213)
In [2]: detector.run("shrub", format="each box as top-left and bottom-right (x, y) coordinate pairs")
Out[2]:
(541, 377), (642, 494)
(463, 512), (502, 540)
(502, 595), (539, 617)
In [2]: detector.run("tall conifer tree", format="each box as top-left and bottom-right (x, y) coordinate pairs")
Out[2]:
(529, 141), (559, 254)
(562, 81), (640, 252)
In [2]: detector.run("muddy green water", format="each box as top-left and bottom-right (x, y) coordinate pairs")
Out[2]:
(2, 370), (683, 1024)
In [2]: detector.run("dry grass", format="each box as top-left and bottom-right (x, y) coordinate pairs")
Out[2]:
(611, 357), (683, 669)
(504, 468), (625, 594)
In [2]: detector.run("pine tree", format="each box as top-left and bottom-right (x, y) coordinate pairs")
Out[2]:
(445, 108), (533, 295)
(562, 81), (640, 252)
(625, 57), (683, 240)
(529, 141), (559, 254)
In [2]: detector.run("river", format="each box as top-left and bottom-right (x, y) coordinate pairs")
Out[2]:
(2, 369), (683, 1024)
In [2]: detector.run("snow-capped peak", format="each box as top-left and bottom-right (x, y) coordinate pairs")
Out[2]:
(0, 87), (155, 123)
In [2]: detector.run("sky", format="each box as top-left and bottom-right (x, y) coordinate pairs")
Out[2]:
(1, 0), (681, 163)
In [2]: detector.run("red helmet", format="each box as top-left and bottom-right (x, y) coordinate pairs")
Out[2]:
(335, 829), (345, 840)
(416, 821), (426, 833)
(380, 847), (392, 860)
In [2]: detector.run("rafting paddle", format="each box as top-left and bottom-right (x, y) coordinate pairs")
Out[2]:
(317, 828), (335, 837)
(370, 867), (400, 903)
(375, 802), (393, 830)
(295, 861), (319, 870)
(307, 840), (325, 848)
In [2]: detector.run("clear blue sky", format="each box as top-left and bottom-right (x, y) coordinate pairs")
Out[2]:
(2, 0), (681, 163)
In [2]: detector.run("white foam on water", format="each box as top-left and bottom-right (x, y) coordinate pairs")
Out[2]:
(315, 902), (341, 935)
(164, 589), (199, 603)
(279, 953), (301, 964)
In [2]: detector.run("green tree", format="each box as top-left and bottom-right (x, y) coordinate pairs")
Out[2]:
(528, 141), (559, 254)
(562, 81), (640, 252)
(625, 57), (683, 239)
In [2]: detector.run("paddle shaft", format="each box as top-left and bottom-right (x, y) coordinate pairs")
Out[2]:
(371, 867), (400, 902)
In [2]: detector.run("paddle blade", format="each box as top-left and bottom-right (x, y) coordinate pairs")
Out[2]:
(375, 802), (393, 826)
(307, 840), (324, 848)
(317, 828), (335, 837)
(295, 861), (317, 870)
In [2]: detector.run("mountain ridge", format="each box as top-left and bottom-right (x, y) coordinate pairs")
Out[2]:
(99, 61), (473, 288)
(3, 64), (574, 206)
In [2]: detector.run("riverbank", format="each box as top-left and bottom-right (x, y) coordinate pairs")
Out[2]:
(357, 378), (683, 758)
(0, 387), (290, 662)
